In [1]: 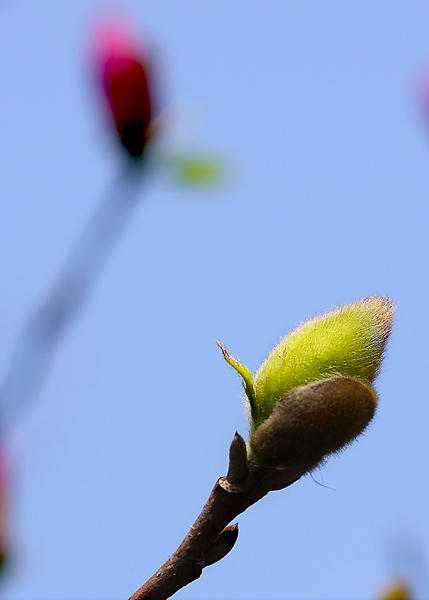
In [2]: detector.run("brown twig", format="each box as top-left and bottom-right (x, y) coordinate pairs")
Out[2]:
(128, 432), (306, 600)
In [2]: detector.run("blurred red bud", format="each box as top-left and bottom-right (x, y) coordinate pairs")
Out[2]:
(94, 16), (153, 158)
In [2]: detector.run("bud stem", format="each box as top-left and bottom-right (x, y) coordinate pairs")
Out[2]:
(0, 162), (147, 427)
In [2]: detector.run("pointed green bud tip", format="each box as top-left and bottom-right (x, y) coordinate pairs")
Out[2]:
(252, 295), (394, 429)
(218, 295), (394, 472)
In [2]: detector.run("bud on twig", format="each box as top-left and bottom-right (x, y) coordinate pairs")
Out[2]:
(128, 297), (395, 600)
(219, 296), (394, 476)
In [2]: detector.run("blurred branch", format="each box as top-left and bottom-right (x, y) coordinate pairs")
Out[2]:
(0, 161), (146, 427)
(128, 432), (305, 600)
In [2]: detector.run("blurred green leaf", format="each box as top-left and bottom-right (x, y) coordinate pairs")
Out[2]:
(171, 154), (226, 187)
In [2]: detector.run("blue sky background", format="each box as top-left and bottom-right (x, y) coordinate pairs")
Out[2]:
(0, 1), (429, 599)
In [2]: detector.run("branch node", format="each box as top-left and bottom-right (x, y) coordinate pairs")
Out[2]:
(218, 477), (242, 493)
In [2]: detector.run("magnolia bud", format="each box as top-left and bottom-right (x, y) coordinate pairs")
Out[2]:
(93, 16), (153, 158)
(218, 295), (394, 473)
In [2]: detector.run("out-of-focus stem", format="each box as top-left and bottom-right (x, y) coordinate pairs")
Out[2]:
(0, 161), (146, 427)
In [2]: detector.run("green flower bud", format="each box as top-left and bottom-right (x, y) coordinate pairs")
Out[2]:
(218, 295), (394, 472)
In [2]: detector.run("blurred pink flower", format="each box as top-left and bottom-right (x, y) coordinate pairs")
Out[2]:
(0, 452), (9, 571)
(93, 16), (153, 158)
(414, 64), (429, 131)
